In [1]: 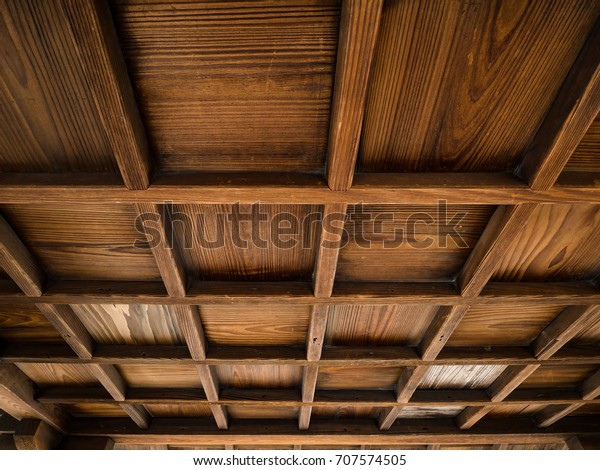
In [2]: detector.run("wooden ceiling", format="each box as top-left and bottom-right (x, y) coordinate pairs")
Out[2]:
(0, 0), (599, 450)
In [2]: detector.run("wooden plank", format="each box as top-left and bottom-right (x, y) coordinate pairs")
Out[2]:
(458, 205), (536, 297)
(419, 306), (470, 361)
(1, 173), (598, 206)
(0, 364), (68, 433)
(378, 366), (429, 430)
(119, 404), (150, 430)
(66, 417), (600, 446)
(581, 369), (600, 400)
(517, 20), (600, 190)
(534, 306), (600, 359)
(326, 0), (384, 190)
(35, 304), (94, 359)
(59, 0), (151, 189)
(196, 365), (228, 430)
(135, 204), (186, 297)
(0, 215), (44, 296)
(13, 419), (62, 450)
(313, 204), (347, 297)
(173, 305), (207, 361)
(299, 365), (319, 430)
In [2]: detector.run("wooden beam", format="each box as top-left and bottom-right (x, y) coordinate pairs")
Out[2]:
(0, 215), (44, 296)
(0, 172), (598, 205)
(517, 20), (600, 190)
(299, 365), (319, 430)
(2, 280), (599, 306)
(313, 205), (347, 297)
(419, 306), (470, 361)
(378, 366), (429, 430)
(197, 365), (228, 430)
(326, 0), (384, 190)
(458, 204), (536, 297)
(0, 364), (68, 433)
(135, 204), (187, 297)
(66, 417), (600, 446)
(13, 419), (62, 450)
(60, 437), (116, 450)
(172, 305), (207, 361)
(60, 0), (151, 189)
(580, 368), (600, 400)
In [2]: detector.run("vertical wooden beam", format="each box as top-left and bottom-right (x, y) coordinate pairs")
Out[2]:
(313, 204), (348, 298)
(35, 304), (149, 428)
(13, 419), (62, 450)
(0, 215), (44, 296)
(0, 364), (68, 433)
(517, 20), (600, 190)
(135, 204), (187, 297)
(326, 0), (384, 190)
(197, 365), (228, 430)
(60, 0), (152, 189)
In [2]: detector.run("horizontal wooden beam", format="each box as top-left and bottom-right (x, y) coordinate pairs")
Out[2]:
(66, 417), (600, 446)
(1, 280), (598, 306)
(0, 172), (598, 205)
(2, 343), (598, 367)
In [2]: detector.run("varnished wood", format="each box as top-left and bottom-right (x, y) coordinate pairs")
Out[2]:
(35, 304), (94, 359)
(135, 204), (186, 297)
(313, 204), (347, 297)
(60, 0), (151, 189)
(197, 365), (228, 430)
(13, 419), (62, 450)
(0, 215), (44, 296)
(517, 20), (600, 189)
(420, 306), (470, 361)
(326, 0), (383, 190)
(173, 305), (207, 361)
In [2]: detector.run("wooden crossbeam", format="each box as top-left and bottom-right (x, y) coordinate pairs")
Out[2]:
(326, 0), (384, 190)
(313, 204), (347, 298)
(60, 0), (151, 189)
(0, 364), (68, 433)
(0, 215), (44, 296)
(517, 20), (600, 190)
(65, 417), (600, 446)
(35, 304), (150, 429)
(13, 419), (62, 450)
(1, 280), (599, 306)
(135, 203), (187, 297)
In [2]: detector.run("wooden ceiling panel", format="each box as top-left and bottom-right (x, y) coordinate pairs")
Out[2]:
(111, 0), (340, 173)
(72, 304), (184, 346)
(0, 304), (63, 343)
(172, 204), (320, 281)
(396, 406), (464, 419)
(487, 404), (556, 419)
(326, 304), (438, 347)
(65, 404), (129, 418)
(216, 365), (303, 389)
(0, 0), (116, 173)
(493, 204), (600, 282)
(312, 406), (379, 419)
(336, 204), (494, 281)
(446, 305), (566, 347)
(563, 112), (600, 171)
(419, 365), (507, 389)
(517, 365), (599, 389)
(0, 204), (161, 281)
(358, 0), (600, 172)
(228, 406), (299, 420)
(116, 364), (203, 388)
(15, 364), (99, 387)
(572, 319), (600, 345)
(317, 366), (402, 390)
(200, 304), (310, 346)
(146, 404), (212, 418)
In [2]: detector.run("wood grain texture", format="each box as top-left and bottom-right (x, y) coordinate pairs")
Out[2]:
(419, 365), (507, 390)
(0, 0), (115, 173)
(419, 306), (470, 360)
(565, 113), (600, 171)
(317, 366), (401, 391)
(200, 304), (310, 347)
(313, 204), (347, 297)
(359, 0), (600, 172)
(0, 204), (161, 281)
(326, 305), (438, 347)
(338, 204), (494, 282)
(171, 204), (321, 281)
(135, 204), (186, 297)
(0, 304), (63, 343)
(0, 215), (45, 296)
(117, 364), (203, 388)
(517, 20), (600, 189)
(73, 304), (184, 346)
(13, 419), (62, 450)
(493, 204), (600, 282)
(306, 305), (329, 361)
(60, 0), (151, 189)
(173, 305), (207, 360)
(506, 365), (599, 390)
(216, 365), (303, 390)
(326, 0), (383, 190)
(111, 0), (339, 174)
(36, 303), (94, 359)
(15, 363), (99, 387)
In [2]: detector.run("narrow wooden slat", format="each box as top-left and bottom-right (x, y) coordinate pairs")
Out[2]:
(119, 404), (150, 430)
(517, 20), (600, 190)
(306, 306), (329, 362)
(35, 304), (94, 359)
(313, 204), (347, 297)
(326, 0), (384, 190)
(196, 365), (228, 430)
(487, 365), (541, 402)
(458, 204), (537, 297)
(0, 364), (68, 433)
(0, 215), (44, 296)
(299, 365), (319, 430)
(135, 204), (186, 297)
(580, 369), (600, 400)
(87, 364), (126, 402)
(59, 0), (151, 189)
(172, 305), (207, 361)
(534, 305), (600, 359)
(378, 366), (429, 430)
(419, 306), (470, 361)
(13, 419), (62, 450)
